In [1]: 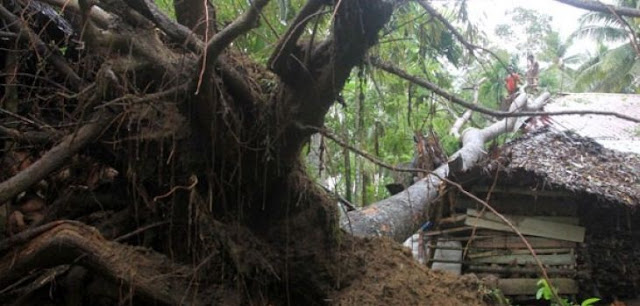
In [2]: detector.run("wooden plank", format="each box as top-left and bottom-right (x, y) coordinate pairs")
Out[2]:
(424, 226), (472, 237)
(465, 209), (585, 242)
(431, 241), (462, 275)
(470, 235), (577, 249)
(468, 248), (572, 259)
(534, 216), (579, 225)
(467, 266), (576, 276)
(498, 278), (578, 296)
(471, 253), (575, 266)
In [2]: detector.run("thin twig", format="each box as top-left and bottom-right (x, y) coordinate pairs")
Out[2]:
(313, 126), (429, 174)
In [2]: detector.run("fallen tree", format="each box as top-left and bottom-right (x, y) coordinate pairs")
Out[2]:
(0, 0), (493, 304)
(343, 90), (552, 242)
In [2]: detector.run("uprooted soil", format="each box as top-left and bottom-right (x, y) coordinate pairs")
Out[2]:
(331, 237), (487, 305)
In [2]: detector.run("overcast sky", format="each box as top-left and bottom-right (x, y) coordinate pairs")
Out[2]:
(456, 0), (617, 57)
(466, 0), (587, 39)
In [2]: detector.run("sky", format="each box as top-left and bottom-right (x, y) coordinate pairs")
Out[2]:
(445, 0), (617, 59)
(466, 0), (586, 39)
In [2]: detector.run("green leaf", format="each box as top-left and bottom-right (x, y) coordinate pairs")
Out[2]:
(536, 287), (544, 300)
(581, 298), (601, 306)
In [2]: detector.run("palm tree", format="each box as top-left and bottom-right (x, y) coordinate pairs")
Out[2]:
(571, 0), (640, 92)
(540, 31), (584, 92)
(574, 43), (640, 92)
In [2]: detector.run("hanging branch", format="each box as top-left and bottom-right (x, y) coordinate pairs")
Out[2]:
(554, 0), (640, 17)
(370, 57), (640, 123)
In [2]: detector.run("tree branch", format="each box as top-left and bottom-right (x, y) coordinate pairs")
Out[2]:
(450, 77), (486, 138)
(371, 58), (640, 123)
(0, 5), (84, 91)
(0, 112), (113, 204)
(125, 0), (204, 53)
(125, 0), (257, 107)
(203, 0), (270, 65)
(554, 0), (640, 17)
(268, 0), (326, 72)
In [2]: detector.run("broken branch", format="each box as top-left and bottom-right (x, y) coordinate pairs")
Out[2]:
(450, 77), (486, 138)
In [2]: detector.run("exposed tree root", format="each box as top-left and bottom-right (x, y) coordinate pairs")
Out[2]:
(0, 221), (199, 305)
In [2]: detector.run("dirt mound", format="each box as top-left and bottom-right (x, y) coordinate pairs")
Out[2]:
(331, 237), (487, 305)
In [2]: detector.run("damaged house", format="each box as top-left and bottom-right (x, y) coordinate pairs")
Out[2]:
(421, 129), (640, 302)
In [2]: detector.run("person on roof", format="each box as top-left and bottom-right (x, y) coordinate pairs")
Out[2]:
(505, 65), (520, 95)
(501, 66), (521, 110)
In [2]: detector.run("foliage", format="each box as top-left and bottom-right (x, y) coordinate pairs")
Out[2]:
(154, 0), (175, 18)
(495, 8), (552, 55)
(571, 0), (640, 93)
(536, 279), (600, 306)
(574, 43), (640, 92)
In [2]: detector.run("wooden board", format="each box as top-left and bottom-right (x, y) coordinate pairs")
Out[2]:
(468, 248), (572, 259)
(465, 209), (585, 242)
(471, 253), (575, 266)
(498, 278), (578, 295)
(469, 235), (577, 249)
(431, 241), (462, 275)
(534, 216), (579, 225)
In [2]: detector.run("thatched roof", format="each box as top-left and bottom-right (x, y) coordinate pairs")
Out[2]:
(480, 129), (640, 206)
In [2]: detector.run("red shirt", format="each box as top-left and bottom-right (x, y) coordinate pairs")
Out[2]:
(505, 73), (520, 94)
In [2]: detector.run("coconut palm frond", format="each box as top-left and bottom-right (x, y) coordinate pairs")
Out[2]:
(572, 25), (629, 42)
(574, 43), (637, 92)
(578, 11), (624, 28)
